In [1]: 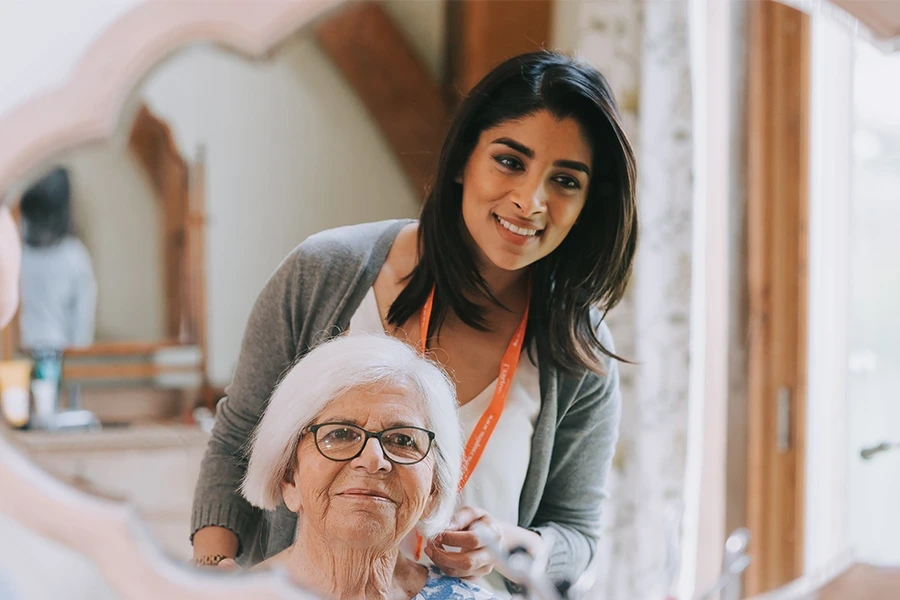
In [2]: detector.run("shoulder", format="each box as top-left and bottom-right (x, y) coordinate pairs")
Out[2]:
(288, 219), (413, 273)
(419, 567), (500, 599)
(551, 307), (620, 412)
(68, 237), (91, 258)
(65, 238), (95, 274)
(590, 305), (616, 352)
(296, 219), (412, 259)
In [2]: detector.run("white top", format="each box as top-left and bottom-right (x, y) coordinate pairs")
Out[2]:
(19, 236), (97, 350)
(348, 288), (541, 596)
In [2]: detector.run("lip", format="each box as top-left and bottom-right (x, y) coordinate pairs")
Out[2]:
(493, 214), (542, 246)
(494, 214), (544, 232)
(338, 488), (395, 503)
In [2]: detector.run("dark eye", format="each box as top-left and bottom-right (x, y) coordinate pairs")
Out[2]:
(322, 427), (361, 443)
(383, 432), (417, 449)
(554, 175), (582, 190)
(494, 155), (524, 170)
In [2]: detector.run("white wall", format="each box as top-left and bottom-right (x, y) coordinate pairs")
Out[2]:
(62, 145), (167, 342)
(0, 1), (142, 120)
(140, 34), (422, 385)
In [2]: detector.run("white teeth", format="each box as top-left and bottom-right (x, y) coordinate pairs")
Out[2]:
(497, 216), (539, 237)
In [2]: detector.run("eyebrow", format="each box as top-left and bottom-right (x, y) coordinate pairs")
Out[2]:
(318, 416), (424, 430)
(491, 137), (592, 176)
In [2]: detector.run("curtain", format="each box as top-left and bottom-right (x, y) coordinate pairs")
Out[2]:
(575, 1), (695, 598)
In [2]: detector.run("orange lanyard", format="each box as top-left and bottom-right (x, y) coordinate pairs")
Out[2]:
(414, 285), (530, 558)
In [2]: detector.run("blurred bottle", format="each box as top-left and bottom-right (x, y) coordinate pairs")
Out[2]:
(30, 348), (62, 426)
(0, 360), (32, 428)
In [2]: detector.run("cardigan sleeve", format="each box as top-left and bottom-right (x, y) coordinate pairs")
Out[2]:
(190, 245), (307, 554)
(528, 321), (622, 586)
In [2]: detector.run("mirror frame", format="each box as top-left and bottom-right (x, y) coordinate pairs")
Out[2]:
(0, 1), (352, 598)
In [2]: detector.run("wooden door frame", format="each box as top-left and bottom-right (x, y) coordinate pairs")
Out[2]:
(745, 0), (811, 594)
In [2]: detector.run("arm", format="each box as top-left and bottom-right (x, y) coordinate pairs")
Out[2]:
(529, 323), (622, 585)
(0, 205), (21, 328)
(190, 246), (306, 561)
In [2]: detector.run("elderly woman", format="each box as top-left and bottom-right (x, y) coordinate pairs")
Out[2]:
(239, 334), (499, 600)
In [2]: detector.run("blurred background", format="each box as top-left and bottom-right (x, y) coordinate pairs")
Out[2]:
(0, 1), (898, 599)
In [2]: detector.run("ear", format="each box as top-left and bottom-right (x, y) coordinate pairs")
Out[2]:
(421, 481), (440, 520)
(281, 465), (303, 513)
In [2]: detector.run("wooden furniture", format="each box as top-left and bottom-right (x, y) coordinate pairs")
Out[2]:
(745, 0), (811, 594)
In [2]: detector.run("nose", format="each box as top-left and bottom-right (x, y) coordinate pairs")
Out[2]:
(351, 437), (392, 473)
(511, 177), (549, 217)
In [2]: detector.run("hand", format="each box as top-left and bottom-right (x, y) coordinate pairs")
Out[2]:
(424, 506), (503, 580)
(191, 526), (239, 570)
(216, 558), (240, 572)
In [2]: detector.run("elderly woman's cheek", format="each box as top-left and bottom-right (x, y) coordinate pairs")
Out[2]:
(403, 472), (436, 525)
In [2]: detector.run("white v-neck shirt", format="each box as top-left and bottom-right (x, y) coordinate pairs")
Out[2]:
(348, 288), (541, 594)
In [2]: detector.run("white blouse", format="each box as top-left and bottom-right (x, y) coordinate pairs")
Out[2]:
(347, 288), (541, 595)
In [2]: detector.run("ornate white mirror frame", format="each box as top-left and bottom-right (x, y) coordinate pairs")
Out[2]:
(0, 2), (352, 598)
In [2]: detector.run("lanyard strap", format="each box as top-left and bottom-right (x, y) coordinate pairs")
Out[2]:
(413, 285), (529, 560)
(418, 286), (530, 490)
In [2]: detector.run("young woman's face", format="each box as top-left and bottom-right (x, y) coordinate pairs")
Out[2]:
(460, 110), (592, 273)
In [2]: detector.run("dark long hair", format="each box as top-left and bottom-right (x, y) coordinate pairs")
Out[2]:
(387, 51), (638, 375)
(20, 167), (74, 248)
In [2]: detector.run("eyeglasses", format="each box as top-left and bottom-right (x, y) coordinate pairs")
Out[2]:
(304, 422), (435, 465)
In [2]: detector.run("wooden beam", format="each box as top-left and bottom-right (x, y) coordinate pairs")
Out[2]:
(128, 105), (190, 341)
(445, 0), (554, 100)
(316, 2), (449, 197)
(745, 1), (810, 595)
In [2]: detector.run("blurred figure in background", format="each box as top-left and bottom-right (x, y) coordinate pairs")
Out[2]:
(18, 167), (96, 351)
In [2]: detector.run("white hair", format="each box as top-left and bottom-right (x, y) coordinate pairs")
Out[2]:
(241, 333), (462, 539)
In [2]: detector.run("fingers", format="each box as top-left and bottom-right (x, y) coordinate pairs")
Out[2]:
(437, 520), (502, 550)
(424, 544), (495, 579)
(446, 505), (488, 531)
(426, 507), (505, 579)
(216, 558), (240, 572)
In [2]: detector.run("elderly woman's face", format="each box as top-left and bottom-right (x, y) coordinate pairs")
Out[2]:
(282, 384), (437, 549)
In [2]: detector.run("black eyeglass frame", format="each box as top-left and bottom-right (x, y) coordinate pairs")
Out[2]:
(303, 422), (436, 465)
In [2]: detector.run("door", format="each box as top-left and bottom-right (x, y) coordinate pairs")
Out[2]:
(845, 39), (900, 565)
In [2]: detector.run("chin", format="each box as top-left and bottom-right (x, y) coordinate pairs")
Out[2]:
(330, 515), (396, 548)
(484, 248), (536, 272)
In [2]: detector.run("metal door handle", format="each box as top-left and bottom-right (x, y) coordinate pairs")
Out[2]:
(860, 441), (900, 460)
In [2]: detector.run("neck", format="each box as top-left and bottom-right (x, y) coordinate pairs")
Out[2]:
(477, 260), (530, 313)
(283, 524), (415, 600)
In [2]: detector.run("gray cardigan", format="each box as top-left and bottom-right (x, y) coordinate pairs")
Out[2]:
(191, 219), (621, 586)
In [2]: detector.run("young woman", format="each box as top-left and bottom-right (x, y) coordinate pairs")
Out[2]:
(191, 50), (637, 596)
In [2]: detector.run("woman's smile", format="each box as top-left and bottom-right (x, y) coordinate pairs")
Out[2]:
(492, 214), (543, 246)
(337, 487), (397, 504)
